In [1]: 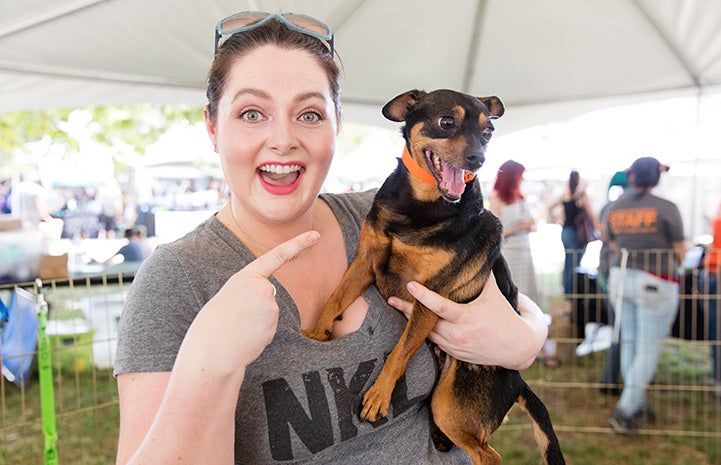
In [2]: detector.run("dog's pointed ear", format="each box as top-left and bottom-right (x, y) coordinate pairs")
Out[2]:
(382, 90), (427, 122)
(478, 96), (505, 120)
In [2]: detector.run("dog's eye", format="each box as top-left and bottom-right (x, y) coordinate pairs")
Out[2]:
(481, 126), (494, 142)
(438, 116), (455, 130)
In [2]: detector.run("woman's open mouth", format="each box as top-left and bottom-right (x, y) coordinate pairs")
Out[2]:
(258, 163), (304, 195)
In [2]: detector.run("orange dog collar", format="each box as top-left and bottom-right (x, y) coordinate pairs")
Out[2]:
(401, 146), (475, 185)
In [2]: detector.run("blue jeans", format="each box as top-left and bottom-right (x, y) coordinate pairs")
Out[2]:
(561, 225), (586, 296)
(699, 272), (720, 382)
(609, 267), (679, 415)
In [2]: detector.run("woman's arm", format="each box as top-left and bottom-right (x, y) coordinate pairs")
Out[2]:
(488, 194), (503, 218)
(672, 240), (687, 268)
(580, 192), (598, 226)
(388, 272), (547, 370)
(116, 231), (320, 465)
(547, 196), (563, 224)
(488, 195), (516, 238)
(117, 367), (242, 465)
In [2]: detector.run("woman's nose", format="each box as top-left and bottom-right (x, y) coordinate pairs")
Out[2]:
(266, 118), (298, 155)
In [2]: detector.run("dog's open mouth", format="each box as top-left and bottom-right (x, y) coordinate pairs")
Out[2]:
(424, 149), (467, 201)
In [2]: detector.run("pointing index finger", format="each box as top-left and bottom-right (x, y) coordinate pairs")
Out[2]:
(247, 231), (320, 278)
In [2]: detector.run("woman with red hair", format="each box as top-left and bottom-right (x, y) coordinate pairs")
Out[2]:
(489, 160), (539, 315)
(490, 161), (557, 367)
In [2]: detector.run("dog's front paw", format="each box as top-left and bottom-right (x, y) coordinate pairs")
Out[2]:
(360, 384), (391, 422)
(302, 327), (332, 341)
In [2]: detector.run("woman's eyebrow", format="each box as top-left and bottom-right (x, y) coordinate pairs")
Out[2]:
(231, 87), (270, 103)
(294, 91), (326, 104)
(231, 89), (327, 106)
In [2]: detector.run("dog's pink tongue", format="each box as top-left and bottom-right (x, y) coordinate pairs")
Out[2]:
(441, 162), (466, 197)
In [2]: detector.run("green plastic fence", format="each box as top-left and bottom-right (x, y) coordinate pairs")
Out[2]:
(36, 280), (58, 465)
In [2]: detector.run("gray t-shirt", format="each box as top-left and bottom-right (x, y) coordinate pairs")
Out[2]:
(606, 191), (684, 276)
(115, 190), (470, 465)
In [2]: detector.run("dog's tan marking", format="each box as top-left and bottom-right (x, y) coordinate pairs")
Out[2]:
(477, 111), (489, 127)
(361, 298), (439, 421)
(432, 358), (502, 465)
(517, 396), (552, 462)
(386, 239), (453, 283)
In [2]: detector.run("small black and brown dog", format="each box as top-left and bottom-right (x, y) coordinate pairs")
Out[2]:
(304, 89), (564, 465)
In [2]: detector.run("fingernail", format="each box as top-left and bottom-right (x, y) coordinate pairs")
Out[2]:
(308, 231), (320, 242)
(407, 282), (417, 293)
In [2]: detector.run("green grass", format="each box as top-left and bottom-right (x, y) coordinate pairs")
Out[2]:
(1, 369), (119, 465)
(490, 344), (721, 465)
(1, 278), (719, 464)
(2, 343), (719, 464)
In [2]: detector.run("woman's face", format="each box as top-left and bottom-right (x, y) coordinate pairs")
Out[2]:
(206, 45), (339, 224)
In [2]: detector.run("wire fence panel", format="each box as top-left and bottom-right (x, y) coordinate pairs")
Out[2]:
(1, 275), (129, 464)
(0, 250), (719, 464)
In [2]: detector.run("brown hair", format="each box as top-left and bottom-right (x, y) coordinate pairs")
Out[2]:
(206, 18), (342, 122)
(568, 170), (580, 195)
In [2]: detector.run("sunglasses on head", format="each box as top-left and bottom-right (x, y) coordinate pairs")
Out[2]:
(214, 11), (334, 57)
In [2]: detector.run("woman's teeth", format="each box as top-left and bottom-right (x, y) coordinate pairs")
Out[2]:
(260, 164), (301, 174)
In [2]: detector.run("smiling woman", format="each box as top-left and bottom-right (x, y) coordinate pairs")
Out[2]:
(113, 11), (548, 465)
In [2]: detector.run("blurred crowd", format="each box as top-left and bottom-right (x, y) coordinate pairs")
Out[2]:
(1, 175), (228, 240)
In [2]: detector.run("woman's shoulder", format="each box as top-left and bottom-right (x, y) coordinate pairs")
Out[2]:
(138, 214), (242, 279)
(153, 214), (221, 256)
(321, 189), (376, 225)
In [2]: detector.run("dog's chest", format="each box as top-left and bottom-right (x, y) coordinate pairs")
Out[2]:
(373, 209), (502, 300)
(383, 236), (455, 284)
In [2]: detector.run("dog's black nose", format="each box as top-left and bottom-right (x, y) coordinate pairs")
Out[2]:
(465, 152), (485, 167)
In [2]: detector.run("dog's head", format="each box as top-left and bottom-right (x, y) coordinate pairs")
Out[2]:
(383, 89), (504, 202)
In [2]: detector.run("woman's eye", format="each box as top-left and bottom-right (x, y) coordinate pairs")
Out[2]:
(241, 110), (262, 122)
(300, 111), (322, 123)
(438, 116), (455, 130)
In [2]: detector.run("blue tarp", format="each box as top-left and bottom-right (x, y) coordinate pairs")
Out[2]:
(0, 287), (39, 388)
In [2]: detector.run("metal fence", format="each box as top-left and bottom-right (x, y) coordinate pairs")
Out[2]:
(1, 275), (130, 464)
(0, 257), (719, 464)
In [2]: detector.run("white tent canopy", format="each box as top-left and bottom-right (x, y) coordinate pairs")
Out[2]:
(2, 0), (721, 133)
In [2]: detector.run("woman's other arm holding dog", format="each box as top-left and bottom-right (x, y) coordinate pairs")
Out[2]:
(388, 272), (547, 370)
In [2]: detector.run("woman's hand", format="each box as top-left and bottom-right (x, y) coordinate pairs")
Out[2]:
(515, 218), (536, 233)
(387, 272), (547, 370)
(182, 230), (321, 374)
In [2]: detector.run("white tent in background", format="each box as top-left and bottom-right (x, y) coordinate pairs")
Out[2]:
(1, 0), (721, 135)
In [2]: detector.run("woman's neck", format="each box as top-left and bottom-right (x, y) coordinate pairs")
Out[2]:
(220, 201), (318, 256)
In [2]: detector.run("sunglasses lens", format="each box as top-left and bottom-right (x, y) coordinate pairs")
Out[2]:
(215, 11), (334, 57)
(283, 13), (332, 38)
(219, 11), (269, 33)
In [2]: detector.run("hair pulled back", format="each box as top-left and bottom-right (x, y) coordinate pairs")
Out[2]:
(206, 19), (342, 122)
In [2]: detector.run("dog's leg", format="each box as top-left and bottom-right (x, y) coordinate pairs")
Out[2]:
(303, 223), (388, 341)
(516, 385), (566, 465)
(491, 255), (519, 310)
(431, 359), (501, 465)
(303, 256), (375, 341)
(360, 302), (439, 421)
(465, 444), (502, 465)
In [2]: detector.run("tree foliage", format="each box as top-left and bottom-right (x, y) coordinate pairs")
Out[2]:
(0, 104), (204, 178)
